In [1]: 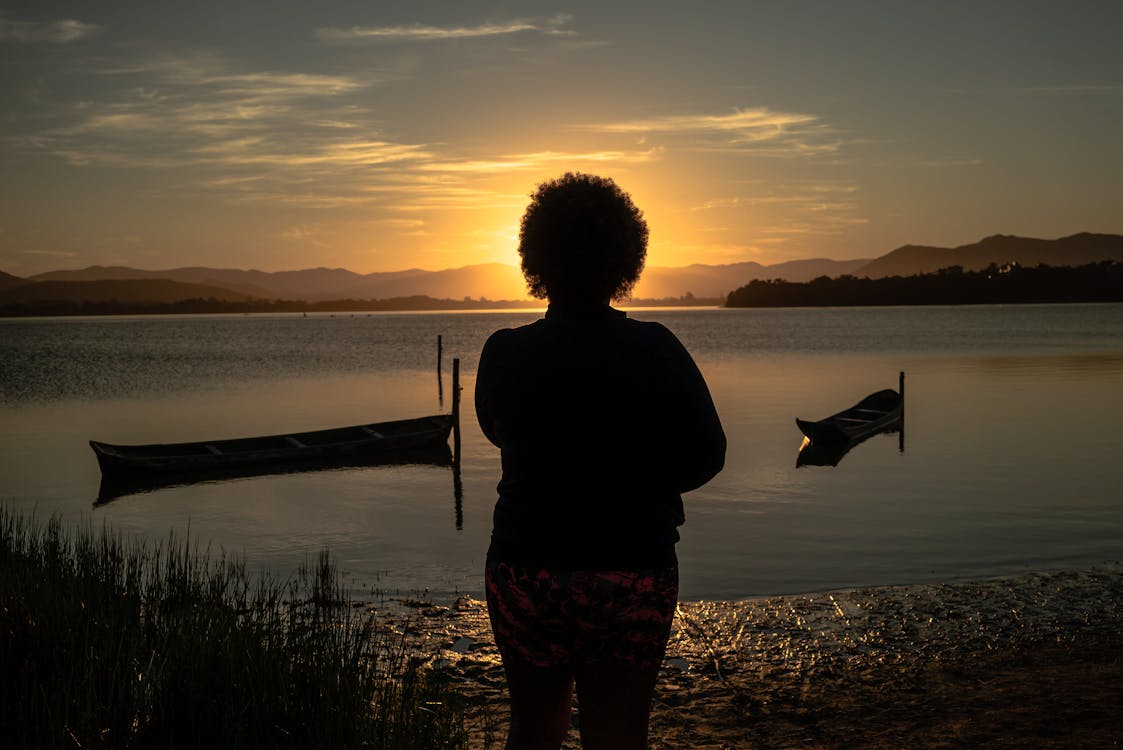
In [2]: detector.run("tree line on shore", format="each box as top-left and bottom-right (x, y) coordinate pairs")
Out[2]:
(0, 293), (721, 317)
(724, 261), (1123, 307)
(0, 294), (531, 317)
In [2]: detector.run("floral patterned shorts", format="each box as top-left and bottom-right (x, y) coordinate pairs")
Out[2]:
(484, 560), (679, 669)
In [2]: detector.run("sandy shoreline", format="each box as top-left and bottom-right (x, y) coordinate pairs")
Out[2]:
(372, 564), (1123, 748)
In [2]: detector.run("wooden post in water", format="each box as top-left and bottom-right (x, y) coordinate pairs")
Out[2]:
(898, 370), (906, 453)
(453, 458), (464, 531)
(451, 355), (463, 529)
(437, 335), (444, 407)
(452, 357), (461, 467)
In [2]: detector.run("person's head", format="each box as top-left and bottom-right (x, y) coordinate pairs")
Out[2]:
(518, 172), (648, 304)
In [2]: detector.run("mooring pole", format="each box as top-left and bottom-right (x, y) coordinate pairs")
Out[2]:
(453, 462), (464, 531)
(437, 335), (444, 406)
(452, 357), (461, 467)
(899, 370), (906, 453)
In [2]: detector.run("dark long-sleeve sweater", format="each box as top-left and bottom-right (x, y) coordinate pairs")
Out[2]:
(475, 304), (726, 569)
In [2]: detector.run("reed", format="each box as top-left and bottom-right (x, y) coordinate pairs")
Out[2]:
(0, 507), (468, 749)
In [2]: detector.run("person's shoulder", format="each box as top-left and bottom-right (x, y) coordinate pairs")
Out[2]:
(622, 316), (678, 341)
(482, 320), (545, 349)
(483, 326), (514, 342)
(620, 317), (694, 358)
(622, 316), (670, 331)
(481, 327), (513, 352)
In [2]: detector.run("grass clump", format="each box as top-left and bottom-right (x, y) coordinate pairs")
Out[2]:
(0, 507), (468, 749)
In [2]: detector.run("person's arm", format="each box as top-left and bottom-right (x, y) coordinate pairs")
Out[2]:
(660, 328), (726, 493)
(474, 330), (505, 448)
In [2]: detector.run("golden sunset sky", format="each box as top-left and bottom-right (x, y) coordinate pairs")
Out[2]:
(2, 1), (1121, 277)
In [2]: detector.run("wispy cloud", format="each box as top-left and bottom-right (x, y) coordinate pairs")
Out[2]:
(317, 15), (572, 42)
(91, 52), (376, 93)
(372, 182), (525, 213)
(19, 248), (78, 259)
(690, 183), (859, 212)
(318, 21), (535, 42)
(6, 50), (452, 215)
(26, 53), (423, 172)
(516, 148), (661, 164)
(583, 108), (818, 135)
(689, 182), (868, 243)
(0, 17), (102, 44)
(904, 157), (981, 168)
(417, 148), (662, 174)
(191, 146), (660, 210)
(199, 140), (432, 168)
(577, 107), (839, 157)
(277, 226), (330, 247)
(370, 218), (427, 229)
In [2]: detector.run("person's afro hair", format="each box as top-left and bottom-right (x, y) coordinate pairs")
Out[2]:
(518, 173), (648, 303)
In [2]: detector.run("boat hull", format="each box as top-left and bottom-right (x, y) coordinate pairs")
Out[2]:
(795, 389), (902, 444)
(90, 414), (454, 477)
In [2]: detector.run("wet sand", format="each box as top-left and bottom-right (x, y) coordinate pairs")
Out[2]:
(374, 564), (1123, 748)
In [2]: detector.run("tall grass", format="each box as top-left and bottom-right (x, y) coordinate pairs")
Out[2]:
(0, 507), (468, 749)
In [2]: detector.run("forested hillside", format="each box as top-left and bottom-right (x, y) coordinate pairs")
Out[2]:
(725, 262), (1123, 307)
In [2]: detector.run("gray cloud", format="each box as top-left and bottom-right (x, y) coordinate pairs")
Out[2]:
(0, 17), (102, 43)
(316, 16), (572, 42)
(576, 107), (841, 159)
(581, 108), (819, 135)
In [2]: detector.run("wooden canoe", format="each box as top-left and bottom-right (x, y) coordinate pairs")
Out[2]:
(90, 414), (454, 477)
(795, 388), (902, 444)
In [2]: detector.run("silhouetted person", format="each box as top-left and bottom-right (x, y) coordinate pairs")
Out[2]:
(475, 173), (726, 749)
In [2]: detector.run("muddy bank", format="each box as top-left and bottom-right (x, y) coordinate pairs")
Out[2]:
(371, 564), (1123, 748)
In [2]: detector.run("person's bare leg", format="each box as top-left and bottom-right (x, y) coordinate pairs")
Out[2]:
(501, 657), (575, 750)
(573, 658), (662, 750)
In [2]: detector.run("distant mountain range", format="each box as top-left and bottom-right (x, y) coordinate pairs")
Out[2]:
(0, 278), (253, 305)
(18, 263), (529, 302)
(1, 258), (872, 303)
(2, 233), (1120, 309)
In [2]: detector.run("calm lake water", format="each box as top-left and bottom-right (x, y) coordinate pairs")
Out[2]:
(2, 304), (1122, 602)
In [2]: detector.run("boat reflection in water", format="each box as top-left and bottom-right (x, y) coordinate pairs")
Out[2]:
(95, 443), (455, 506)
(795, 373), (905, 468)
